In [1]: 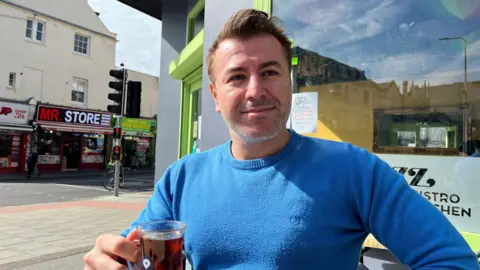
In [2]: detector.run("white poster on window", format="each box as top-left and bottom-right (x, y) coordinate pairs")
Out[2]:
(377, 154), (480, 234)
(290, 92), (318, 134)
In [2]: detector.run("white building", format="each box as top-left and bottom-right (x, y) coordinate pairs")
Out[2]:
(0, 0), (117, 111)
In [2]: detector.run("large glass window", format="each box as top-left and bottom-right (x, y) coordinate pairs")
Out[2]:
(38, 132), (61, 155)
(274, 0), (480, 236)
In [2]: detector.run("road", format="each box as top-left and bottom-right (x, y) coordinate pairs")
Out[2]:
(0, 173), (155, 207)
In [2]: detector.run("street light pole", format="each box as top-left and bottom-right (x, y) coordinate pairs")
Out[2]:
(439, 36), (469, 146)
(438, 36), (468, 100)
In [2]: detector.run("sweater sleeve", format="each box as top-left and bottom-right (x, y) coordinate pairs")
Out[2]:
(120, 162), (178, 237)
(354, 147), (478, 269)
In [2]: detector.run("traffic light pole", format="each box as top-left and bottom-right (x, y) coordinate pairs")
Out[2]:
(113, 118), (121, 197)
(113, 68), (127, 197)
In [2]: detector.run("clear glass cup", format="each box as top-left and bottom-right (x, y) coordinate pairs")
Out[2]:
(130, 220), (187, 270)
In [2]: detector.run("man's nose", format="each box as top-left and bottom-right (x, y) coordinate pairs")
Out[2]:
(245, 75), (266, 99)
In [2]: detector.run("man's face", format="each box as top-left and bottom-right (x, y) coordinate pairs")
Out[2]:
(209, 34), (291, 143)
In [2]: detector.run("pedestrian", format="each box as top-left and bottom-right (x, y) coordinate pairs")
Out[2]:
(26, 143), (40, 179)
(84, 9), (479, 269)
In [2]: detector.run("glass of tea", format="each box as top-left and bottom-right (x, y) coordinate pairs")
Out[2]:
(131, 220), (187, 270)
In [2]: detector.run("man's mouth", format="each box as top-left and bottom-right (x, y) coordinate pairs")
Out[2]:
(242, 106), (275, 113)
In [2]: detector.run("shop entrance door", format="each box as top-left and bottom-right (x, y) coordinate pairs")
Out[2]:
(63, 138), (81, 170)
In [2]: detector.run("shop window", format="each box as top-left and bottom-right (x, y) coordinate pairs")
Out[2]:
(83, 135), (104, 154)
(37, 133), (61, 155)
(274, 0), (480, 239)
(0, 134), (12, 158)
(273, 0), (480, 156)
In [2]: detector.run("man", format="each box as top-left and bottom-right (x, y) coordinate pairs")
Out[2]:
(84, 9), (478, 269)
(470, 140), (480, 157)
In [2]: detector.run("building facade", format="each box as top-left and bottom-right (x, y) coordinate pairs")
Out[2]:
(0, 0), (117, 172)
(120, 0), (480, 267)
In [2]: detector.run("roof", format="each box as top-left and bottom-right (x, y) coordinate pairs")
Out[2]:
(117, 0), (162, 21)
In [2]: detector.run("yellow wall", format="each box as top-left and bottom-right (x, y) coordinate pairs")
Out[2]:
(298, 81), (375, 151)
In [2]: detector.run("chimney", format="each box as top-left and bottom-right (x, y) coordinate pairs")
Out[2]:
(403, 80), (408, 95)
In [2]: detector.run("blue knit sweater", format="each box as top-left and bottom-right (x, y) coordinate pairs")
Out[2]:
(122, 130), (478, 269)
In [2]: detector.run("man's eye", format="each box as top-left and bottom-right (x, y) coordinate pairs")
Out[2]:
(230, 75), (245, 81)
(263, 70), (279, 76)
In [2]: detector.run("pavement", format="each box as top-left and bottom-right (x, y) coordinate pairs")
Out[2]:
(0, 192), (151, 269)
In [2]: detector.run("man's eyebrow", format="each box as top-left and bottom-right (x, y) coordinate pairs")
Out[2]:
(261, 60), (282, 69)
(224, 60), (282, 75)
(225, 66), (246, 74)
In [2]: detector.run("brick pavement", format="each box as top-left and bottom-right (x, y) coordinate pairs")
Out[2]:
(0, 192), (152, 269)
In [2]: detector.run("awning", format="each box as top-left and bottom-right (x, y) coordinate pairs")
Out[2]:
(35, 123), (113, 134)
(0, 124), (33, 132)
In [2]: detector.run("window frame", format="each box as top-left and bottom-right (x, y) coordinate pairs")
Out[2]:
(74, 33), (91, 56)
(71, 77), (88, 104)
(8, 72), (16, 88)
(25, 19), (45, 43)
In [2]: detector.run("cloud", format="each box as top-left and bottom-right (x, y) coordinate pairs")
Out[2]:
(87, 0), (162, 77)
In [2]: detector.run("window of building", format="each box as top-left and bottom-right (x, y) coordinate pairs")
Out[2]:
(25, 19), (45, 42)
(72, 78), (87, 103)
(186, 0), (205, 43)
(37, 133), (61, 156)
(74, 34), (90, 55)
(8, 73), (16, 88)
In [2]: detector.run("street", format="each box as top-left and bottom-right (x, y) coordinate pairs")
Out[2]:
(0, 173), (155, 207)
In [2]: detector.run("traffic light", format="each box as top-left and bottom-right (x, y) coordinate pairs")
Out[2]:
(107, 69), (127, 115)
(126, 81), (142, 118)
(113, 127), (122, 139)
(112, 145), (121, 161)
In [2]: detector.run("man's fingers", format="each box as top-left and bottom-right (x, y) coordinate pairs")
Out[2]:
(84, 251), (128, 270)
(126, 229), (141, 242)
(96, 234), (140, 262)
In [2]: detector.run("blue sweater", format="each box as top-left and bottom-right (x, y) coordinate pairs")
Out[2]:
(122, 130), (478, 269)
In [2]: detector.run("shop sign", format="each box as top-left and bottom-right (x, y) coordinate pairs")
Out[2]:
(0, 101), (29, 125)
(377, 154), (480, 234)
(36, 105), (111, 127)
(121, 118), (155, 132)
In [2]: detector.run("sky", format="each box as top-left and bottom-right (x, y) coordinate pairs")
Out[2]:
(87, 0), (162, 77)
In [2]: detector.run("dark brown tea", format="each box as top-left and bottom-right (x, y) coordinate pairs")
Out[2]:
(139, 235), (184, 270)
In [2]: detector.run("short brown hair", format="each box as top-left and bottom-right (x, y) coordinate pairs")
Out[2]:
(206, 9), (292, 83)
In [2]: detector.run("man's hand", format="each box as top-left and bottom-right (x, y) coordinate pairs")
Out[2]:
(84, 229), (141, 270)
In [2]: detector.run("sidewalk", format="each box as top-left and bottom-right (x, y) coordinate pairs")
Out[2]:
(0, 167), (155, 182)
(0, 192), (152, 269)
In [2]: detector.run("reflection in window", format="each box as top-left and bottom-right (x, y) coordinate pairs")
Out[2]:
(397, 131), (416, 147)
(274, 0), (480, 155)
(374, 109), (464, 155)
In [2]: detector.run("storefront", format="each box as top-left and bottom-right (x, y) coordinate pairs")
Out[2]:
(122, 0), (480, 262)
(0, 100), (33, 173)
(33, 104), (113, 171)
(113, 117), (156, 168)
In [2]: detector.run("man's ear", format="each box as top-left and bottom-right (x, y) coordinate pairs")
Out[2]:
(209, 81), (221, 113)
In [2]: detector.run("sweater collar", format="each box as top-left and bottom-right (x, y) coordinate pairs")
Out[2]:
(223, 129), (301, 170)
